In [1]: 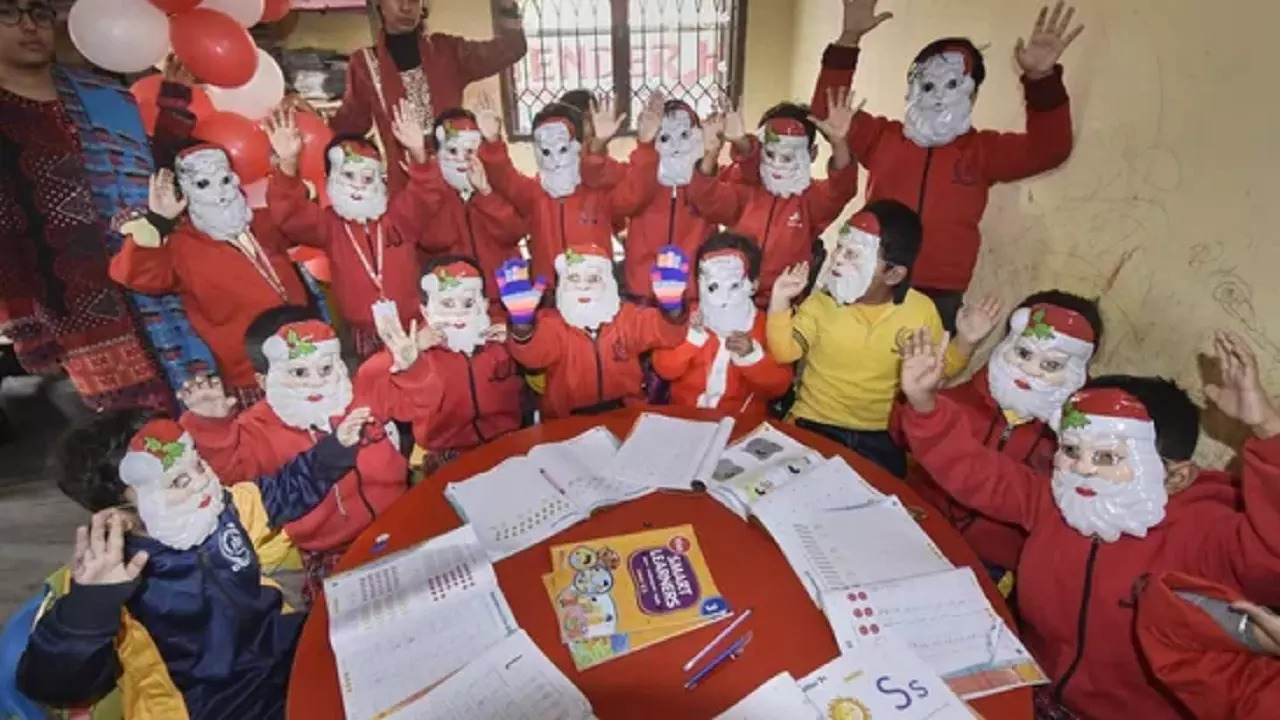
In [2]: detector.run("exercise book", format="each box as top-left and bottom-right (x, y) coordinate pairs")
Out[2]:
(701, 422), (826, 518)
(605, 412), (735, 492)
(713, 672), (821, 719)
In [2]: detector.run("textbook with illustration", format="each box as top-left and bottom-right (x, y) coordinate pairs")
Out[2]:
(701, 422), (826, 518)
(543, 525), (732, 646)
(606, 413), (736, 492)
(445, 427), (645, 561)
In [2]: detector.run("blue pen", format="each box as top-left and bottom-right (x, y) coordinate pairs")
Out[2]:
(684, 631), (753, 690)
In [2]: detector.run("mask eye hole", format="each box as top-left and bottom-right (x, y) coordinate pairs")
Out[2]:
(923, 81), (936, 93)
(196, 179), (210, 189)
(1015, 346), (1034, 362)
(946, 79), (958, 90)
(1041, 360), (1064, 373)
(660, 133), (670, 143)
(541, 148), (551, 157)
(708, 282), (719, 293)
(1062, 444), (1081, 461)
(290, 367), (307, 379)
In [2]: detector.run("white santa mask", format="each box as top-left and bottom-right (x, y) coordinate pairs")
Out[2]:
(556, 247), (621, 331)
(698, 252), (755, 337)
(656, 108), (703, 188)
(327, 144), (389, 223)
(904, 51), (977, 148)
(988, 306), (1094, 424)
(421, 263), (489, 355)
(118, 421), (225, 551)
(435, 123), (482, 197)
(176, 147), (253, 242)
(534, 120), (582, 199)
(825, 217), (880, 305)
(1049, 389), (1168, 542)
(759, 121), (813, 197)
(262, 321), (354, 432)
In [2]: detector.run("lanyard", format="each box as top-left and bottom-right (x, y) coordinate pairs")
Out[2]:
(344, 221), (386, 297)
(229, 231), (289, 301)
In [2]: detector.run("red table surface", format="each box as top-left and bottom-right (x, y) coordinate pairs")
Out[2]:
(287, 407), (1032, 720)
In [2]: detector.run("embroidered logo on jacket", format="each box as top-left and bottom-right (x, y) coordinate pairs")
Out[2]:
(219, 523), (252, 573)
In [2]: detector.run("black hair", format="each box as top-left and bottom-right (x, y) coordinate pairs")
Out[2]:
(861, 200), (923, 304)
(430, 107), (478, 153)
(558, 90), (594, 116)
(532, 102), (586, 144)
(695, 232), (763, 281)
(159, 137), (209, 174)
(758, 102), (817, 148)
(56, 409), (156, 513)
(1081, 375), (1200, 461)
(323, 133), (382, 175)
(910, 37), (987, 90)
(244, 305), (324, 373)
(421, 254), (489, 300)
(1017, 290), (1105, 346)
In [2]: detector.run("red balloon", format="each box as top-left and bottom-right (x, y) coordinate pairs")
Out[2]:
(261, 0), (290, 23)
(130, 74), (215, 134)
(169, 9), (257, 88)
(295, 111), (333, 207)
(194, 111), (271, 182)
(150, 0), (200, 12)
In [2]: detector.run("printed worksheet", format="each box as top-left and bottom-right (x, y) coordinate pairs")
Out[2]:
(749, 456), (885, 519)
(325, 526), (519, 720)
(606, 413), (735, 491)
(702, 422), (825, 517)
(713, 672), (821, 720)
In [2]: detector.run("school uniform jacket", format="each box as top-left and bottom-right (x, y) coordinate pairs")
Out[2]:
(416, 187), (527, 304)
(651, 310), (792, 416)
(413, 342), (523, 452)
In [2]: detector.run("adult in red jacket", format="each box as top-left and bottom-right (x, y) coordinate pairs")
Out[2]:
(413, 258), (524, 474)
(812, 0), (1082, 330)
(891, 290), (1102, 573)
(690, 93), (861, 307)
(265, 104), (447, 358)
(653, 233), (792, 416)
(498, 243), (687, 419)
(416, 110), (527, 305)
(897, 327), (1280, 720)
(1136, 571), (1280, 720)
(329, 0), (527, 193)
(110, 144), (310, 406)
(178, 309), (438, 602)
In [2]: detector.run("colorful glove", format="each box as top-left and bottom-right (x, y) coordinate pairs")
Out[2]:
(495, 258), (545, 325)
(650, 245), (690, 313)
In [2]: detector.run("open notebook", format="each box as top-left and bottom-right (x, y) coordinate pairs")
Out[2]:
(700, 423), (825, 518)
(445, 428), (644, 561)
(324, 525), (519, 720)
(605, 413), (735, 492)
(748, 455), (886, 520)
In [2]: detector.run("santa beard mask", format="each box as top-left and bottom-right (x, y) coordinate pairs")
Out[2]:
(534, 122), (582, 199)
(760, 134), (812, 198)
(437, 128), (482, 197)
(557, 262), (621, 331)
(1050, 433), (1168, 543)
(328, 153), (389, 223)
(133, 458), (226, 551)
(699, 255), (755, 336)
(424, 288), (489, 355)
(903, 51), (977, 148)
(176, 148), (253, 241)
(264, 352), (355, 432)
(988, 337), (1088, 423)
(825, 227), (879, 305)
(656, 111), (703, 188)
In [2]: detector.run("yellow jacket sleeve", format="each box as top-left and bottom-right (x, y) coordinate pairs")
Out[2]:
(766, 296), (822, 364)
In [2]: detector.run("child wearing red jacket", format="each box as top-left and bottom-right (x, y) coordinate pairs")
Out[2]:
(653, 233), (791, 416)
(497, 242), (687, 419)
(413, 257), (524, 474)
(415, 109), (527, 306)
(688, 91), (861, 306)
(177, 306), (438, 602)
(264, 102), (447, 358)
(897, 328), (1280, 720)
(110, 143), (310, 406)
(812, 0), (1083, 329)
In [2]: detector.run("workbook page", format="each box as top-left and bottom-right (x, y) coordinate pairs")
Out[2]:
(749, 456), (885, 519)
(607, 413), (735, 491)
(530, 427), (649, 511)
(445, 455), (582, 562)
(714, 672), (821, 720)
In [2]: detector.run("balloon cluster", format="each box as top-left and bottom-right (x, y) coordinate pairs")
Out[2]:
(70, 0), (330, 189)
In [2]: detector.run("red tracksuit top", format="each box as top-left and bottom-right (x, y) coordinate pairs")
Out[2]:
(889, 366), (1057, 569)
(901, 396), (1280, 720)
(477, 139), (658, 292)
(416, 187), (527, 304)
(651, 309), (792, 416)
(508, 303), (685, 419)
(181, 351), (438, 552)
(811, 45), (1074, 291)
(1136, 571), (1280, 720)
(411, 342), (523, 452)
(109, 210), (309, 390)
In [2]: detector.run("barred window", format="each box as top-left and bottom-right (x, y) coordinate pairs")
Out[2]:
(493, 0), (747, 139)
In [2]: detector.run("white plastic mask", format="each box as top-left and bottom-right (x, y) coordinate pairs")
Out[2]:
(987, 307), (1094, 423)
(265, 346), (354, 431)
(698, 254), (755, 336)
(903, 51), (976, 148)
(759, 131), (812, 198)
(556, 257), (620, 331)
(656, 110), (703, 188)
(423, 277), (488, 355)
(176, 148), (253, 241)
(435, 127), (481, 197)
(825, 226), (879, 305)
(1051, 426), (1167, 543)
(327, 149), (389, 223)
(534, 121), (582, 199)
(133, 450), (225, 551)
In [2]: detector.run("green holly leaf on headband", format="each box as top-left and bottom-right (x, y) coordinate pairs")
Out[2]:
(565, 248), (585, 265)
(763, 125), (781, 145)
(285, 329), (317, 359)
(143, 437), (187, 471)
(1022, 308), (1056, 342)
(444, 123), (460, 141)
(1060, 401), (1090, 431)
(435, 267), (461, 290)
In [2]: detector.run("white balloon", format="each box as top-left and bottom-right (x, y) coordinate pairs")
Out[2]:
(199, 0), (265, 28)
(205, 49), (284, 121)
(68, 0), (170, 74)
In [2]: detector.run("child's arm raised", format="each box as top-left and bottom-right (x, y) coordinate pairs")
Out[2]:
(764, 263), (814, 364)
(246, 411), (364, 530)
(475, 102), (542, 209)
(263, 109), (330, 249)
(809, 0), (895, 168)
(108, 170), (187, 294)
(467, 157), (531, 246)
(804, 87), (862, 231)
(386, 100), (451, 230)
(651, 308), (707, 381)
(602, 95), (663, 216)
(686, 115), (751, 225)
(496, 259), (562, 370)
(178, 375), (263, 485)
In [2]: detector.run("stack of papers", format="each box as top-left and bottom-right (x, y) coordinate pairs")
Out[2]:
(700, 423), (825, 518)
(606, 413), (735, 492)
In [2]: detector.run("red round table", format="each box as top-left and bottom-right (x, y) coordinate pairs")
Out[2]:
(287, 408), (1032, 719)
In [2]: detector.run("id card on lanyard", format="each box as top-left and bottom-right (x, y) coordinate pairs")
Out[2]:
(345, 221), (397, 321)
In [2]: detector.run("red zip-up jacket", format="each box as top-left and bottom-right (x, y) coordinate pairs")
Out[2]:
(652, 310), (792, 416)
(1136, 571), (1280, 720)
(888, 367), (1057, 569)
(900, 396), (1280, 720)
(811, 45), (1074, 291)
(508, 303), (685, 419)
(412, 342), (523, 452)
(416, 187), (527, 303)
(478, 139), (658, 292)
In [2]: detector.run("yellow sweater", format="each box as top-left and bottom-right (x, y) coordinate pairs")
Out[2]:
(767, 289), (968, 431)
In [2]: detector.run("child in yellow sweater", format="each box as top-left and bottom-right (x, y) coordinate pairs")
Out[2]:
(766, 200), (999, 476)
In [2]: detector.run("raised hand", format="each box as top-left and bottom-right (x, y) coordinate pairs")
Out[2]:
(1204, 330), (1280, 437)
(334, 406), (373, 447)
(590, 94), (627, 144)
(1015, 2), (1084, 80)
(474, 94), (503, 142)
(416, 323), (448, 351)
(178, 374), (237, 419)
(650, 245), (690, 314)
(701, 113), (726, 154)
(900, 328), (950, 413)
(636, 92), (665, 144)
(263, 108), (302, 175)
(715, 91), (746, 143)
(483, 324), (509, 343)
(467, 156), (491, 195)
(955, 296), (1003, 347)
(837, 0), (893, 46)
(375, 314), (421, 373)
(72, 511), (148, 587)
(770, 262), (810, 312)
(391, 98), (427, 164)
(809, 86), (863, 142)
(161, 53), (196, 86)
(147, 169), (186, 223)
(495, 258), (546, 326)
